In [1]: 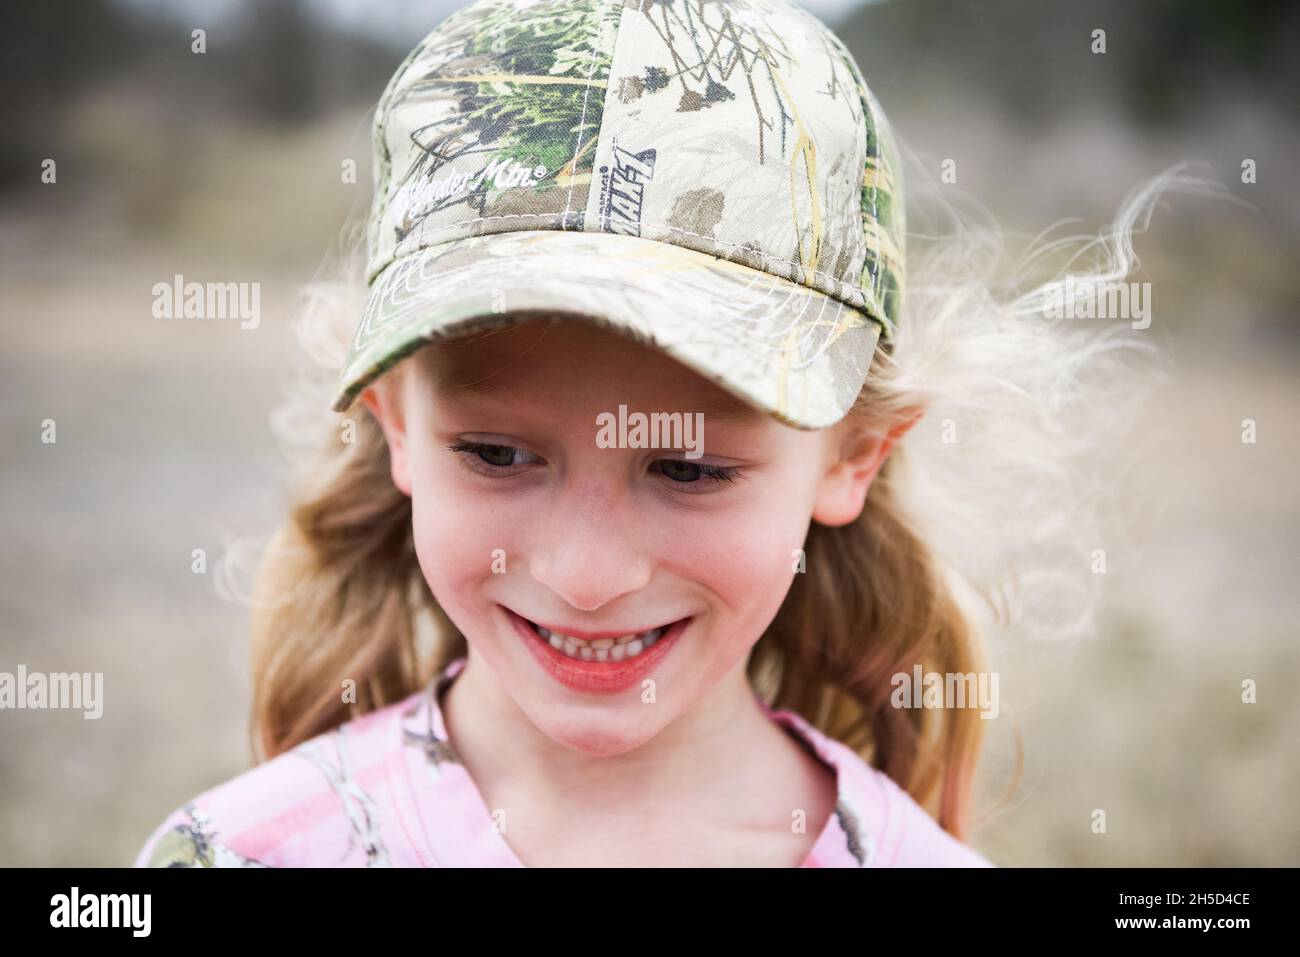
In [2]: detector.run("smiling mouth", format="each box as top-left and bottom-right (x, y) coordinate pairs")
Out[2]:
(515, 613), (687, 663)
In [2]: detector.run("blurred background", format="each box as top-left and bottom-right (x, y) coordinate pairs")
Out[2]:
(1, 0), (1296, 866)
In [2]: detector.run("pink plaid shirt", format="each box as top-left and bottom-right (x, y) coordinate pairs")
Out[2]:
(135, 656), (993, 867)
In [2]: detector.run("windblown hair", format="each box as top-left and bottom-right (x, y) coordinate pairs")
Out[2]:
(225, 162), (1217, 843)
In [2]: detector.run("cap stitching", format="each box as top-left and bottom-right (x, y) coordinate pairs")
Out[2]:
(822, 29), (900, 341)
(357, 243), (828, 358)
(370, 215), (882, 314)
(860, 79), (882, 311)
(562, 0), (618, 227)
(352, 236), (793, 355)
(369, 30), (441, 266)
(337, 254), (868, 418)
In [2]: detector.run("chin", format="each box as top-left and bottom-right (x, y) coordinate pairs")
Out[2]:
(527, 702), (668, 758)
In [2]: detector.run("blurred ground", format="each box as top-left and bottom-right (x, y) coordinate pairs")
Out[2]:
(1, 0), (1297, 866)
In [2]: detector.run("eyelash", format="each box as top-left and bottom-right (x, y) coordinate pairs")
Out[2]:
(445, 441), (740, 487)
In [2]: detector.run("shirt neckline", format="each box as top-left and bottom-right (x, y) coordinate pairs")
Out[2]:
(400, 655), (867, 867)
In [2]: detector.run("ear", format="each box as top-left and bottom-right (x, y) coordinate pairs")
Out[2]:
(811, 410), (923, 527)
(359, 378), (413, 497)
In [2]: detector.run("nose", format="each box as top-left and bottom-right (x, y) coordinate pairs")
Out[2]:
(527, 476), (654, 612)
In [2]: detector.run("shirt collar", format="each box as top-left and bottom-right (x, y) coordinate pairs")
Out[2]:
(399, 655), (874, 866)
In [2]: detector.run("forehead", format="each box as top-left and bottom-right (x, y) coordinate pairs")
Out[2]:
(410, 316), (768, 424)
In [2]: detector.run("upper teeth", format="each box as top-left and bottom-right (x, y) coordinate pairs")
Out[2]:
(534, 624), (667, 662)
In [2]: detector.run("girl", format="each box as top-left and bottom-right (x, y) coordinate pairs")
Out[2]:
(135, 0), (1176, 867)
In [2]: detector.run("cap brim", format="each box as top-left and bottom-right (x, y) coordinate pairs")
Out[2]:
(331, 230), (881, 429)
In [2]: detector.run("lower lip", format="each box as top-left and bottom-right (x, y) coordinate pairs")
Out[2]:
(506, 607), (689, 695)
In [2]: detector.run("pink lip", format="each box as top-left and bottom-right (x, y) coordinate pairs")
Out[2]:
(504, 606), (689, 695)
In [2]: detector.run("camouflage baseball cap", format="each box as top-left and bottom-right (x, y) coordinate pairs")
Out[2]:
(332, 0), (905, 429)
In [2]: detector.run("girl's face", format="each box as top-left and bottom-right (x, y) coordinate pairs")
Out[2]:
(362, 318), (896, 756)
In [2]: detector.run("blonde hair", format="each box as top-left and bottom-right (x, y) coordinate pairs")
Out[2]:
(223, 163), (1223, 843)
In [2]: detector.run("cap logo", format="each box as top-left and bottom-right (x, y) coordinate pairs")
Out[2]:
(598, 138), (657, 237)
(391, 153), (549, 239)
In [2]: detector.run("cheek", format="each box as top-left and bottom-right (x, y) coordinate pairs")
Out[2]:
(406, 453), (523, 623)
(658, 479), (817, 636)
